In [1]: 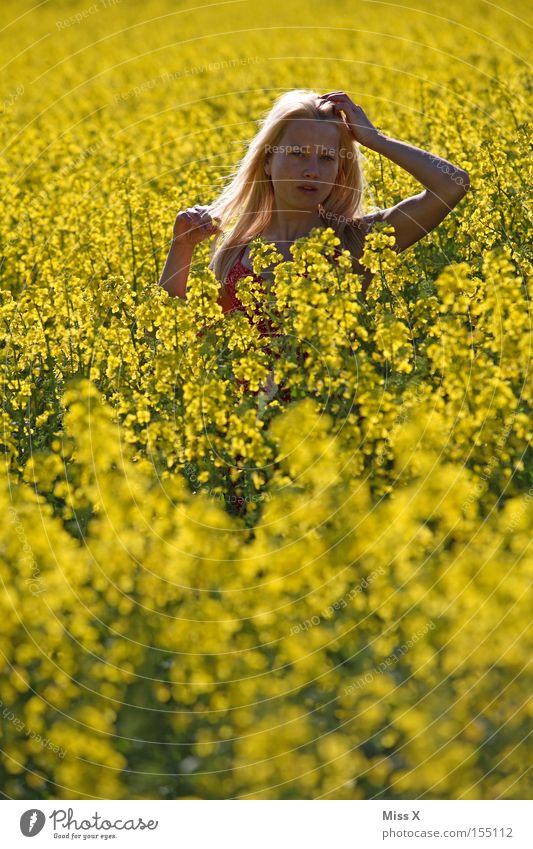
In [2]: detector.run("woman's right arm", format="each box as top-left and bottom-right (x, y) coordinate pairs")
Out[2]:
(158, 205), (220, 298)
(158, 239), (195, 299)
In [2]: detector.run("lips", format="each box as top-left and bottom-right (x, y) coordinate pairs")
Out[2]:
(297, 184), (318, 192)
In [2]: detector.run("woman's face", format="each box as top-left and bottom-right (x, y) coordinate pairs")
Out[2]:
(264, 118), (341, 210)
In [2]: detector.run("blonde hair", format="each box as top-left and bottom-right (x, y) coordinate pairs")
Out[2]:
(206, 88), (379, 290)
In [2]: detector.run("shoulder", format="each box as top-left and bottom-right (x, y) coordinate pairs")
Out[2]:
(348, 209), (387, 236)
(337, 213), (388, 294)
(341, 210), (387, 257)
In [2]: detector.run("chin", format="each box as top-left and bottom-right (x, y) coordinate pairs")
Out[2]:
(295, 194), (321, 205)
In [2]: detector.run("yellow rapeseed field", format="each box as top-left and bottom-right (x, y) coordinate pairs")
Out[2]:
(0, 0), (531, 800)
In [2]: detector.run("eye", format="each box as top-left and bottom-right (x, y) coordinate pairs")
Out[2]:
(290, 150), (303, 156)
(322, 154), (336, 161)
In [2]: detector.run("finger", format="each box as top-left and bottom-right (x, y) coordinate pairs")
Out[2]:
(319, 91), (346, 100)
(324, 96), (350, 106)
(320, 98), (349, 112)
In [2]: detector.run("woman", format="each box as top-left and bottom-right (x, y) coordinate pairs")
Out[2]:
(159, 88), (470, 401)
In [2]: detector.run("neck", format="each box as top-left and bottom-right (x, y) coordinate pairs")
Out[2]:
(263, 208), (325, 244)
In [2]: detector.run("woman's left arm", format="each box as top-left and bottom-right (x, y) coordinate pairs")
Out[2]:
(318, 92), (471, 252)
(361, 132), (470, 252)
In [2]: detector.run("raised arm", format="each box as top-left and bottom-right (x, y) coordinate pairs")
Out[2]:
(318, 91), (470, 252)
(158, 240), (195, 299)
(358, 132), (470, 252)
(158, 205), (220, 297)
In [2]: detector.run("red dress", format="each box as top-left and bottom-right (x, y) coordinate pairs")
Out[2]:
(218, 246), (292, 403)
(217, 246), (280, 334)
(218, 243), (353, 402)
(214, 243), (349, 515)
(200, 245), (364, 515)
(215, 247), (288, 516)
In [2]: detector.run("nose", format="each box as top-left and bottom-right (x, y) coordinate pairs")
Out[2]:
(303, 160), (320, 179)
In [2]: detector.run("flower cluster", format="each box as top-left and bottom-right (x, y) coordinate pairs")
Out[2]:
(0, 0), (531, 802)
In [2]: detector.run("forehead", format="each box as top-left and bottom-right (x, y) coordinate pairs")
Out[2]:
(280, 118), (340, 149)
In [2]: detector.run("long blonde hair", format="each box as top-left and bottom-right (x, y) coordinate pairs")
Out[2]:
(207, 88), (379, 289)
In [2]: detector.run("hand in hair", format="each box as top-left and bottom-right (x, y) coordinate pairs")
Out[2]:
(173, 204), (221, 248)
(318, 91), (379, 146)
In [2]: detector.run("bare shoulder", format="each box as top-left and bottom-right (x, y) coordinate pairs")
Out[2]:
(343, 210), (386, 258)
(350, 209), (387, 236)
(341, 212), (388, 295)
